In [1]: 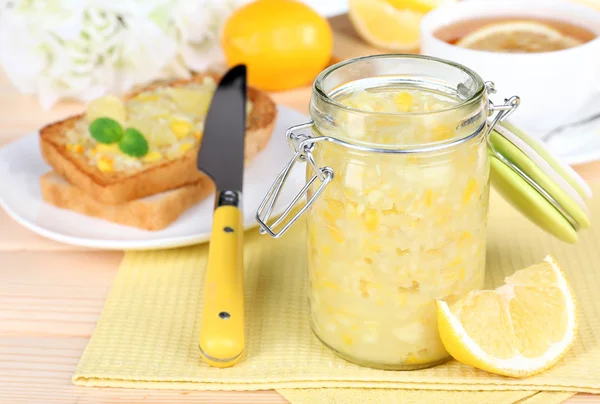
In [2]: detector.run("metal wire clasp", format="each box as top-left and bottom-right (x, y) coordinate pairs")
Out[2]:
(485, 81), (520, 131)
(256, 122), (333, 238)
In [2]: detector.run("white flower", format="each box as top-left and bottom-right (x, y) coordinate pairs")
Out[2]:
(0, 0), (246, 109)
(171, 0), (250, 72)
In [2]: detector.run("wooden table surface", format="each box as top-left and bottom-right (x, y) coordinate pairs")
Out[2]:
(1, 15), (599, 404)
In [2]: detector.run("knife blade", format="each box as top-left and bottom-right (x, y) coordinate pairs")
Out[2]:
(197, 64), (247, 368)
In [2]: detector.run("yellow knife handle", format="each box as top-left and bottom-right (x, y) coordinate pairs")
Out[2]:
(199, 204), (244, 368)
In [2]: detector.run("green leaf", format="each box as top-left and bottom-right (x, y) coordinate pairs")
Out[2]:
(119, 128), (149, 157)
(89, 118), (124, 144)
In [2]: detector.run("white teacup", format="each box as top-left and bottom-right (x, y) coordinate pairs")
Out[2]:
(420, 0), (600, 138)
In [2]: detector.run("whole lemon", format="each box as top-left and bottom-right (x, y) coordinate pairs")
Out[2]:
(222, 0), (333, 92)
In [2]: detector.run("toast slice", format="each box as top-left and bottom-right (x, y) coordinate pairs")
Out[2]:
(40, 73), (277, 204)
(40, 172), (215, 231)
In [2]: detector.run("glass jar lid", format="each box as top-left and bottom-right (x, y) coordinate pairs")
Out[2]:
(489, 121), (592, 243)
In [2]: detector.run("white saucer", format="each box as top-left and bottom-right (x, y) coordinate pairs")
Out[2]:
(0, 106), (308, 250)
(548, 131), (600, 166)
(538, 94), (600, 166)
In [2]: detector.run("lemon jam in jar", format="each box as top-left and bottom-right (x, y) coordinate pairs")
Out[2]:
(257, 55), (519, 370)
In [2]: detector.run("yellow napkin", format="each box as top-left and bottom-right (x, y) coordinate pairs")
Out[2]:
(73, 184), (600, 402)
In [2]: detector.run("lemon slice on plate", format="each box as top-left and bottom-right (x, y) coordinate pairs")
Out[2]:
(456, 21), (582, 53)
(349, 0), (455, 51)
(437, 256), (577, 377)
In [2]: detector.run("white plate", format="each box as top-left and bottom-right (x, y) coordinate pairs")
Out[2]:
(0, 106), (308, 250)
(538, 94), (600, 166)
(547, 129), (600, 166)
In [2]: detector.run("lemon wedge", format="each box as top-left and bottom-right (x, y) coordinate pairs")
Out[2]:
(349, 0), (455, 51)
(86, 95), (126, 125)
(456, 21), (582, 53)
(437, 256), (577, 377)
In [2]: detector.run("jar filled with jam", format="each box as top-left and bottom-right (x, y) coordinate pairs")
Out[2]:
(257, 54), (522, 369)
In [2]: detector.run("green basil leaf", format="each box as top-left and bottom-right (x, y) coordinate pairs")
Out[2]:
(89, 118), (124, 144)
(119, 128), (149, 157)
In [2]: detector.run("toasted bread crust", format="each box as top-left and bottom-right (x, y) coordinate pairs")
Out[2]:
(40, 172), (215, 231)
(39, 73), (277, 204)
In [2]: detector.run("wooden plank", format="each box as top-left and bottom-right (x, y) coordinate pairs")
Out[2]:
(0, 252), (121, 337)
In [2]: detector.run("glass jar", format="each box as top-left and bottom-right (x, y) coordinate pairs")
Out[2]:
(257, 55), (519, 370)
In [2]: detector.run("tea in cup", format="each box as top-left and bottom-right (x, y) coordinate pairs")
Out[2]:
(420, 0), (600, 138)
